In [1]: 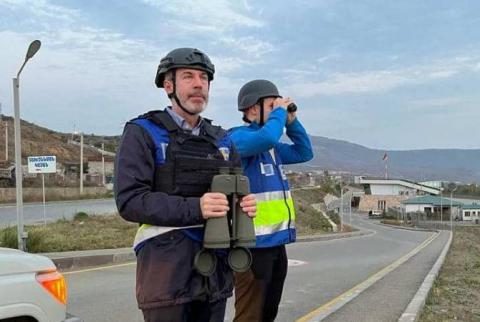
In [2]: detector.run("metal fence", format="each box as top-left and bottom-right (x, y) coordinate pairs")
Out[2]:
(386, 207), (479, 230)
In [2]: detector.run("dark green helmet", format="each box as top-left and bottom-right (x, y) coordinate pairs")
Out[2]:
(155, 48), (215, 88)
(237, 79), (281, 111)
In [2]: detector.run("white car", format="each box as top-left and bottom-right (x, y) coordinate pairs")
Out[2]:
(368, 210), (383, 218)
(0, 247), (81, 322)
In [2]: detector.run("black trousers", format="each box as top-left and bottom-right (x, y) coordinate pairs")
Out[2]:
(142, 299), (227, 322)
(234, 245), (288, 322)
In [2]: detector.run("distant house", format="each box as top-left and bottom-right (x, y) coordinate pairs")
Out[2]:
(401, 195), (463, 216)
(354, 176), (441, 213)
(87, 156), (114, 177)
(461, 203), (480, 222)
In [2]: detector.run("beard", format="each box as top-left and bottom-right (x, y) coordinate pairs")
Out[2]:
(178, 92), (209, 114)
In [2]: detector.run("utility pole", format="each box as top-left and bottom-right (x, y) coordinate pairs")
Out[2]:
(450, 186), (457, 231)
(5, 122), (8, 161)
(80, 132), (83, 194)
(340, 186), (344, 232)
(440, 191), (443, 227)
(0, 102), (6, 161)
(101, 142), (105, 186)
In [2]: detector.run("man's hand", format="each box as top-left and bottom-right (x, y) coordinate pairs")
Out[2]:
(287, 111), (297, 125)
(240, 194), (257, 218)
(200, 192), (229, 219)
(273, 97), (294, 110)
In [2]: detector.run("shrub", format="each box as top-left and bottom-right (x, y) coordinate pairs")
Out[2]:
(74, 211), (89, 221)
(0, 227), (18, 248)
(26, 228), (48, 253)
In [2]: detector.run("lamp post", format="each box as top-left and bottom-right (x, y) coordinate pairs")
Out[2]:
(440, 190), (443, 226)
(13, 40), (41, 251)
(450, 186), (457, 231)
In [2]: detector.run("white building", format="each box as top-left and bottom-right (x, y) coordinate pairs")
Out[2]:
(355, 177), (441, 196)
(401, 195), (462, 216)
(354, 176), (441, 212)
(461, 203), (480, 222)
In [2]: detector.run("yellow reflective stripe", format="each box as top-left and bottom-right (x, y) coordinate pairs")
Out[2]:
(253, 197), (296, 227)
(255, 190), (292, 202)
(133, 224), (202, 249)
(255, 220), (295, 235)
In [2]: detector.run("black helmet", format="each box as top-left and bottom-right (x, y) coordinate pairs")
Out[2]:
(237, 79), (281, 111)
(155, 48), (215, 88)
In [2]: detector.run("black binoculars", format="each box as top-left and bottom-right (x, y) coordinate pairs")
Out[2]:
(194, 167), (256, 276)
(287, 103), (297, 113)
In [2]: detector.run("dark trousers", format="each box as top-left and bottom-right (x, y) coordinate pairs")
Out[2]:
(142, 299), (227, 322)
(234, 245), (288, 322)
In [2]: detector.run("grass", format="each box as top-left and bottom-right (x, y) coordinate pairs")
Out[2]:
(0, 214), (138, 252)
(293, 188), (334, 234)
(419, 226), (480, 322)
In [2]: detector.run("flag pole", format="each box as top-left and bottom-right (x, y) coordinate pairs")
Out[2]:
(382, 153), (388, 179)
(385, 160), (388, 179)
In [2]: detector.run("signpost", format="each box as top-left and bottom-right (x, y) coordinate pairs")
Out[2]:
(27, 156), (56, 225)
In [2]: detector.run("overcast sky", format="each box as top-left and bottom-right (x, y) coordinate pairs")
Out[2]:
(1, 0), (479, 150)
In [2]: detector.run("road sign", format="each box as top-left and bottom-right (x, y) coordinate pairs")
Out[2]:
(27, 155), (56, 174)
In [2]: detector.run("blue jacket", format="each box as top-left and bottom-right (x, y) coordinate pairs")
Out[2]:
(229, 108), (313, 247)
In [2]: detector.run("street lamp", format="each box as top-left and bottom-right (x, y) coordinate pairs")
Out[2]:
(13, 40), (41, 251)
(450, 186), (458, 231)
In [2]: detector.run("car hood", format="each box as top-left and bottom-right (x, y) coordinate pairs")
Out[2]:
(0, 247), (56, 275)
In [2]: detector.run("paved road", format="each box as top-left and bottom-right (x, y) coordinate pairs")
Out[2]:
(64, 214), (444, 322)
(0, 198), (117, 227)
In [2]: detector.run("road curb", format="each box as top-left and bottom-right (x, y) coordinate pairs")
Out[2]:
(297, 229), (373, 242)
(44, 230), (371, 271)
(376, 222), (438, 233)
(398, 230), (453, 322)
(43, 248), (135, 271)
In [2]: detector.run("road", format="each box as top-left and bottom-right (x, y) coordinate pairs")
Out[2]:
(0, 199), (117, 227)
(64, 213), (448, 321)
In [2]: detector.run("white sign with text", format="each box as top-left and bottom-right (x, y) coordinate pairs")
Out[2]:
(27, 155), (57, 174)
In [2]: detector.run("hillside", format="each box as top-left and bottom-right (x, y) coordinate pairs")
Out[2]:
(0, 116), (120, 164)
(301, 136), (480, 183)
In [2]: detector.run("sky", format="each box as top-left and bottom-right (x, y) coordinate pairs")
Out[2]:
(0, 0), (479, 150)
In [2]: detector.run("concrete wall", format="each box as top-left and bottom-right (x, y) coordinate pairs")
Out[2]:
(370, 184), (416, 196)
(405, 204), (432, 213)
(0, 187), (109, 203)
(358, 195), (408, 212)
(88, 161), (114, 176)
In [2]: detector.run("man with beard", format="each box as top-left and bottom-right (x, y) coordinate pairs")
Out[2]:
(115, 48), (256, 322)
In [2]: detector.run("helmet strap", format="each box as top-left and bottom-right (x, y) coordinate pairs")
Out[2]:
(168, 71), (197, 116)
(258, 98), (265, 126)
(242, 114), (252, 124)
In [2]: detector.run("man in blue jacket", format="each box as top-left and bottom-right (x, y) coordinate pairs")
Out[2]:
(115, 48), (256, 322)
(229, 79), (313, 322)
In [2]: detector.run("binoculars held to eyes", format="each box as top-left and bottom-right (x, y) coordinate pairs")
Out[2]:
(287, 103), (297, 113)
(194, 167), (256, 276)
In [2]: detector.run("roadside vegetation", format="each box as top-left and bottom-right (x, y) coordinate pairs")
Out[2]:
(0, 213), (138, 252)
(420, 226), (480, 322)
(0, 188), (338, 253)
